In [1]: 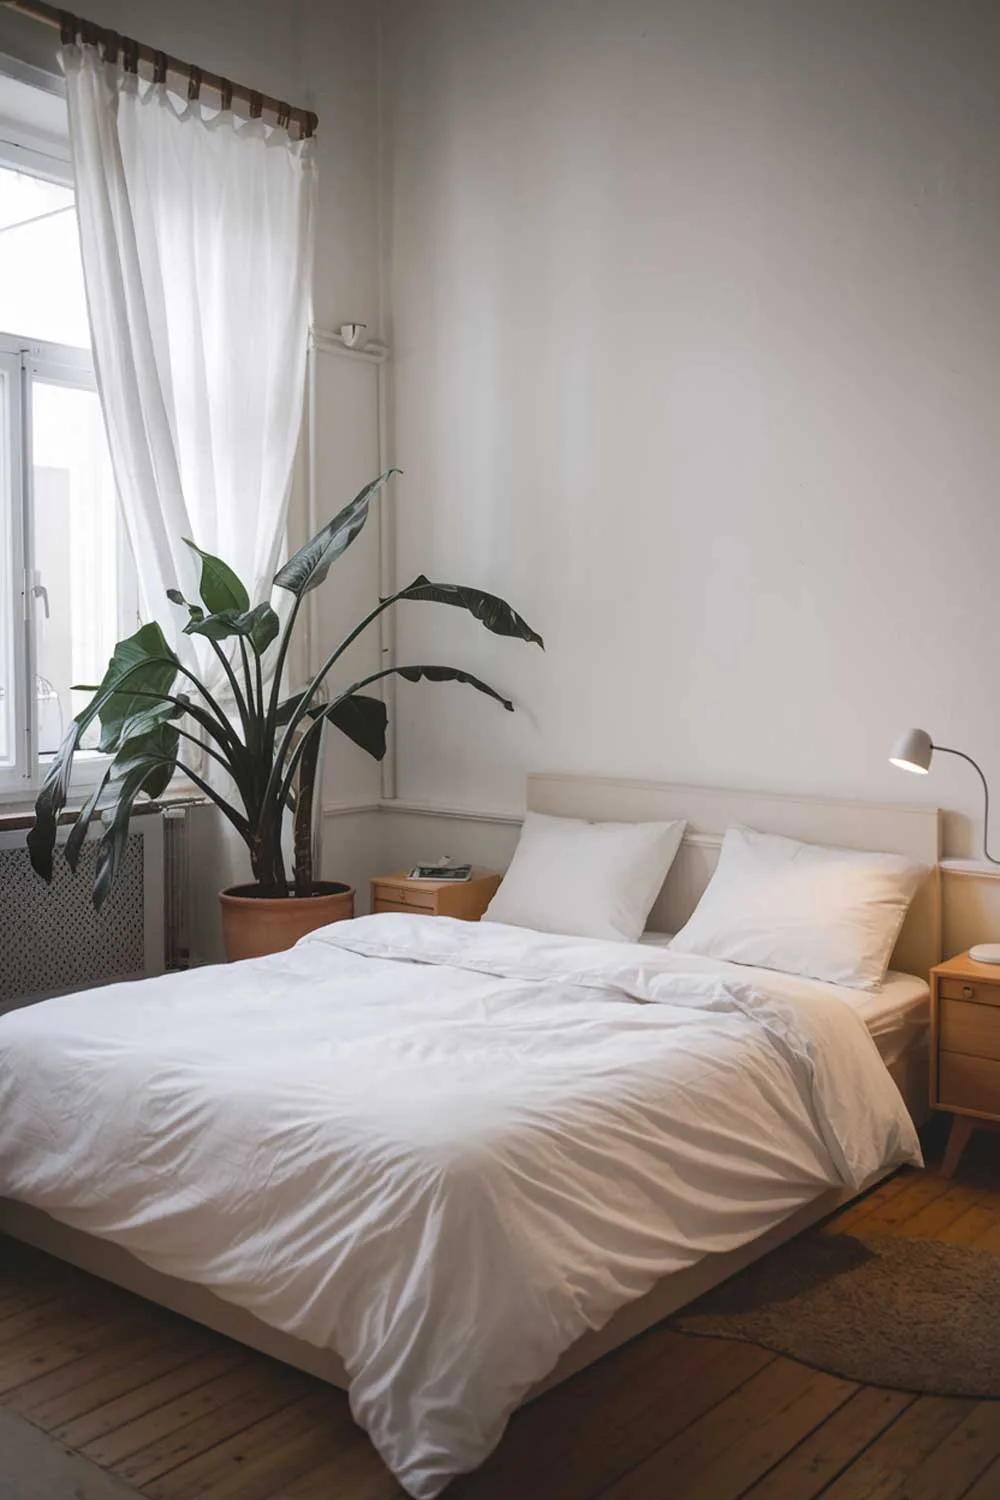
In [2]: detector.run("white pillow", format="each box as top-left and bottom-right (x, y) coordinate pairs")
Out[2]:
(484, 811), (687, 942)
(669, 825), (928, 990)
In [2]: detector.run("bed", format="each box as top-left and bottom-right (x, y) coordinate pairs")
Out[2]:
(0, 776), (941, 1497)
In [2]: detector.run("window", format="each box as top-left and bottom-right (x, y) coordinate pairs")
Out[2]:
(0, 75), (138, 795)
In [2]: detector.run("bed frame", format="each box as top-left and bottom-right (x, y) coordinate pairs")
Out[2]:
(0, 776), (942, 1403)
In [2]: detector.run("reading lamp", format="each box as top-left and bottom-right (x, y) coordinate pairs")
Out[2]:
(889, 727), (1000, 963)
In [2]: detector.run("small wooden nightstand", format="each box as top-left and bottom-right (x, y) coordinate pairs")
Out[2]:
(931, 951), (1000, 1176)
(370, 870), (502, 922)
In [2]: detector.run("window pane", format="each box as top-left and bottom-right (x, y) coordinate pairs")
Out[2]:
(32, 380), (133, 755)
(0, 366), (14, 768)
(0, 164), (90, 347)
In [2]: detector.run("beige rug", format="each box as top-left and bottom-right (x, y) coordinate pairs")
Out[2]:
(0, 1409), (141, 1499)
(672, 1232), (1000, 1397)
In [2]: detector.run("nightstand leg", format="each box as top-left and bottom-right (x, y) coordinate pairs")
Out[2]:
(940, 1115), (976, 1178)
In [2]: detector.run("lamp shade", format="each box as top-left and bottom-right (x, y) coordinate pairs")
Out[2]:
(889, 727), (933, 774)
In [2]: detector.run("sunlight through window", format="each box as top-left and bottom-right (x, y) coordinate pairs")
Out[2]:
(0, 142), (137, 787)
(0, 166), (90, 347)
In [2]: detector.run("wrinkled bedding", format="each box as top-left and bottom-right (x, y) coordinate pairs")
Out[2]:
(0, 914), (921, 1496)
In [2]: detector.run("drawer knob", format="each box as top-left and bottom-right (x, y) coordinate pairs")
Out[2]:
(963, 984), (975, 999)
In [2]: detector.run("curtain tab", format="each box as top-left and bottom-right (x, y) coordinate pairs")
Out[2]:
(249, 91), (263, 120)
(101, 30), (119, 66)
(153, 50), (167, 86)
(123, 38), (140, 75)
(220, 78), (234, 112)
(303, 112), (318, 139)
(58, 11), (76, 46)
(187, 65), (203, 102)
(277, 101), (291, 131)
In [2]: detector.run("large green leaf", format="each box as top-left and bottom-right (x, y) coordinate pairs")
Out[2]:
(110, 723), (180, 801)
(92, 766), (159, 910)
(184, 602), (280, 655)
(91, 622), (180, 753)
(394, 664), (514, 711)
(90, 723), (181, 908)
(64, 764), (113, 874)
(396, 576), (543, 647)
(243, 604), (280, 656)
(182, 539), (250, 615)
(273, 470), (399, 598)
(26, 720), (84, 883)
(27, 622), (179, 885)
(324, 693), (388, 760)
(114, 700), (182, 744)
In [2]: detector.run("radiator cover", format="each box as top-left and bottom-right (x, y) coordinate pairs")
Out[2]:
(0, 818), (165, 1009)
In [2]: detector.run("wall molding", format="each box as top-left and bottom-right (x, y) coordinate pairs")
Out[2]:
(320, 800), (1000, 878)
(375, 798), (523, 826)
(940, 858), (1000, 881)
(321, 799), (381, 818)
(320, 797), (521, 825)
(321, 797), (728, 849)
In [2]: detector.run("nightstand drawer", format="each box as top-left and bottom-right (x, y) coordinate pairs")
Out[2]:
(374, 900), (433, 916)
(373, 884), (435, 910)
(939, 999), (1000, 1062)
(938, 1052), (1000, 1118)
(939, 977), (1000, 1007)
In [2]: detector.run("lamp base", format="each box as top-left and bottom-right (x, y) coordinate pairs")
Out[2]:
(969, 943), (1000, 965)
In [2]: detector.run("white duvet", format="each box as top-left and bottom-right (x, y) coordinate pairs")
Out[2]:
(0, 914), (920, 1497)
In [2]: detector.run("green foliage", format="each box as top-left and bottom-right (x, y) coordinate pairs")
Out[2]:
(394, 577), (543, 647)
(273, 472), (398, 598)
(182, 539), (250, 614)
(28, 472), (543, 910)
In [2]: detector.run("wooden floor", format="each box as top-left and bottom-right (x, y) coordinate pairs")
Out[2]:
(2, 1128), (1000, 1500)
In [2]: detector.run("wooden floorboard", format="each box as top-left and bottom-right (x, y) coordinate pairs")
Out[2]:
(817, 1395), (980, 1500)
(737, 1387), (915, 1500)
(1, 1133), (998, 1500)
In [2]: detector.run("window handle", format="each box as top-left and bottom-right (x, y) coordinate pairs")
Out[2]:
(30, 574), (49, 619)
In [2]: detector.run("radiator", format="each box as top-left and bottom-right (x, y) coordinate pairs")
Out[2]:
(0, 813), (165, 1010)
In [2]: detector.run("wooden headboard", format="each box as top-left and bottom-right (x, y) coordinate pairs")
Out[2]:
(527, 774), (942, 981)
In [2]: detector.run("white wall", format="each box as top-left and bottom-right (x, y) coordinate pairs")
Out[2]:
(8, 0), (1000, 947)
(380, 0), (1000, 872)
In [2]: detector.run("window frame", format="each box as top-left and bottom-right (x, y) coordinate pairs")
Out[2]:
(0, 66), (140, 805)
(0, 332), (139, 801)
(0, 347), (27, 788)
(0, 53), (73, 190)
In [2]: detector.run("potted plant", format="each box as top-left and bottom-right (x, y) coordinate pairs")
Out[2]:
(27, 472), (542, 960)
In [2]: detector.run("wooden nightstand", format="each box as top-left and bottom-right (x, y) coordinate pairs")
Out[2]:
(931, 951), (1000, 1176)
(370, 870), (502, 922)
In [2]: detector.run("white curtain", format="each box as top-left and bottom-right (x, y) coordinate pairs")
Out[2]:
(60, 44), (315, 687)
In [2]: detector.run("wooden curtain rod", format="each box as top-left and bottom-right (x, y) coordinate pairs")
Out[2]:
(2, 0), (318, 136)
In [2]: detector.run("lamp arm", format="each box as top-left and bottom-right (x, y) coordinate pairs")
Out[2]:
(934, 744), (1000, 865)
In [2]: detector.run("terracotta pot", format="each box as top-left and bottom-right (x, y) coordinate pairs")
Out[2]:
(219, 882), (355, 962)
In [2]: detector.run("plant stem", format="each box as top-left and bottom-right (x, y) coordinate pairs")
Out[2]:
(171, 724), (232, 776)
(207, 638), (252, 747)
(263, 590), (402, 822)
(265, 592), (303, 743)
(292, 716), (323, 895)
(240, 637), (257, 717)
(175, 761), (251, 839)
